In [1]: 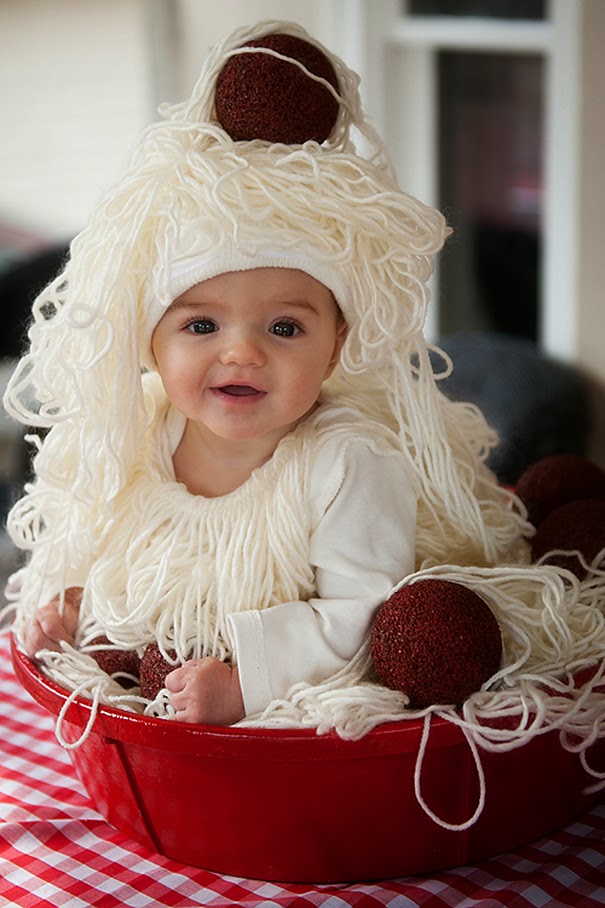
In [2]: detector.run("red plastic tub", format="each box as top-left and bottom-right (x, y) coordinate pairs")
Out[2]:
(11, 635), (605, 883)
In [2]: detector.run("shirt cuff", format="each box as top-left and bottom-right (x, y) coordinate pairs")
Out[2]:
(226, 610), (273, 716)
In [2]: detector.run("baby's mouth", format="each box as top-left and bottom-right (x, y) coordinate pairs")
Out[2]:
(216, 384), (264, 397)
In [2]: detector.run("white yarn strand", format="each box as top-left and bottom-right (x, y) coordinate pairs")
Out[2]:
(413, 713), (487, 832)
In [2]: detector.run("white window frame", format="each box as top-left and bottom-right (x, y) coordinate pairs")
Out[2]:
(318, 0), (580, 358)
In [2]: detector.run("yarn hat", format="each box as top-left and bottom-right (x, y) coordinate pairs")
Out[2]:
(138, 20), (447, 372)
(140, 21), (355, 367)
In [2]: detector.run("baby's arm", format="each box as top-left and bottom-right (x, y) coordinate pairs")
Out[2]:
(165, 658), (244, 725)
(228, 439), (417, 716)
(23, 587), (83, 659)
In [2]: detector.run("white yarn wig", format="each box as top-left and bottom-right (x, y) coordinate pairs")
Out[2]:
(4, 21), (605, 763)
(4, 20), (524, 577)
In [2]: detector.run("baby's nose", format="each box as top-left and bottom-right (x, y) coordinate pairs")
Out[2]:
(220, 331), (267, 367)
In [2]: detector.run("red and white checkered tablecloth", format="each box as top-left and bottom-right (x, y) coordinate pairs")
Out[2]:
(0, 630), (604, 908)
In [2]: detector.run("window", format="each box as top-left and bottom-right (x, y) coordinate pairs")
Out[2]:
(407, 0), (545, 19)
(438, 51), (543, 341)
(320, 0), (592, 362)
(322, 0), (584, 360)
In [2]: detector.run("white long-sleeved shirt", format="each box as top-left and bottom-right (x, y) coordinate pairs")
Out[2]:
(227, 430), (416, 714)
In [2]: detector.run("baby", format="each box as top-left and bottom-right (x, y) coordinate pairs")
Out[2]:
(8, 21), (578, 738)
(21, 261), (416, 724)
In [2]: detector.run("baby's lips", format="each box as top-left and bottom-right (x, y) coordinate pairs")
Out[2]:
(217, 384), (263, 396)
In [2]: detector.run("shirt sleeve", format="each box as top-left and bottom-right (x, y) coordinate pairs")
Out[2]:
(226, 438), (417, 716)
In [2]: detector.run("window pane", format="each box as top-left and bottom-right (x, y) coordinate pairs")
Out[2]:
(408, 1), (546, 19)
(437, 52), (543, 341)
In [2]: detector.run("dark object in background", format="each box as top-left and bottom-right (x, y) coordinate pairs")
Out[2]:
(0, 243), (70, 525)
(433, 332), (591, 486)
(474, 224), (539, 341)
(0, 243), (70, 358)
(530, 498), (605, 580)
(516, 453), (605, 528)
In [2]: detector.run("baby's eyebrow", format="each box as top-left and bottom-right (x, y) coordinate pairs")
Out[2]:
(167, 297), (321, 315)
(167, 298), (216, 314)
(275, 299), (321, 315)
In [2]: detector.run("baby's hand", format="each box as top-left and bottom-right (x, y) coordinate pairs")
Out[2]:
(165, 657), (245, 726)
(23, 587), (82, 659)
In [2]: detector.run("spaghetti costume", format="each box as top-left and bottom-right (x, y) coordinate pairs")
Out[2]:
(45, 373), (416, 717)
(3, 21), (605, 761)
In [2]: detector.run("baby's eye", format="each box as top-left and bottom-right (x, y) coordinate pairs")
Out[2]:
(186, 318), (218, 335)
(270, 320), (302, 338)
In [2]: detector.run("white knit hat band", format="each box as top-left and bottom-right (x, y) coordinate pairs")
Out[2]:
(170, 247), (348, 303)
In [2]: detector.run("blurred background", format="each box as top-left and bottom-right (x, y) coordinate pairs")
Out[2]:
(0, 0), (604, 583)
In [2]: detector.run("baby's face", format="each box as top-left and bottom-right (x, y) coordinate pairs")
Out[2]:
(151, 267), (347, 449)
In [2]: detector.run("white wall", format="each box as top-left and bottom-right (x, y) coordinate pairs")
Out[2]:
(0, 0), (153, 240)
(172, 0), (320, 100)
(0, 0), (325, 242)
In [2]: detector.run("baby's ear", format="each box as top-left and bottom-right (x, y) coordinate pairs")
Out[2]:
(325, 317), (348, 377)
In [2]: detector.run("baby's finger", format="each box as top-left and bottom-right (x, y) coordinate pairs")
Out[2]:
(23, 621), (61, 658)
(164, 666), (187, 692)
(172, 708), (195, 724)
(168, 688), (186, 711)
(171, 698), (206, 725)
(37, 607), (71, 643)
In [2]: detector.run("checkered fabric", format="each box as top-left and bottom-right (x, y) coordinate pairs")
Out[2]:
(0, 631), (604, 908)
